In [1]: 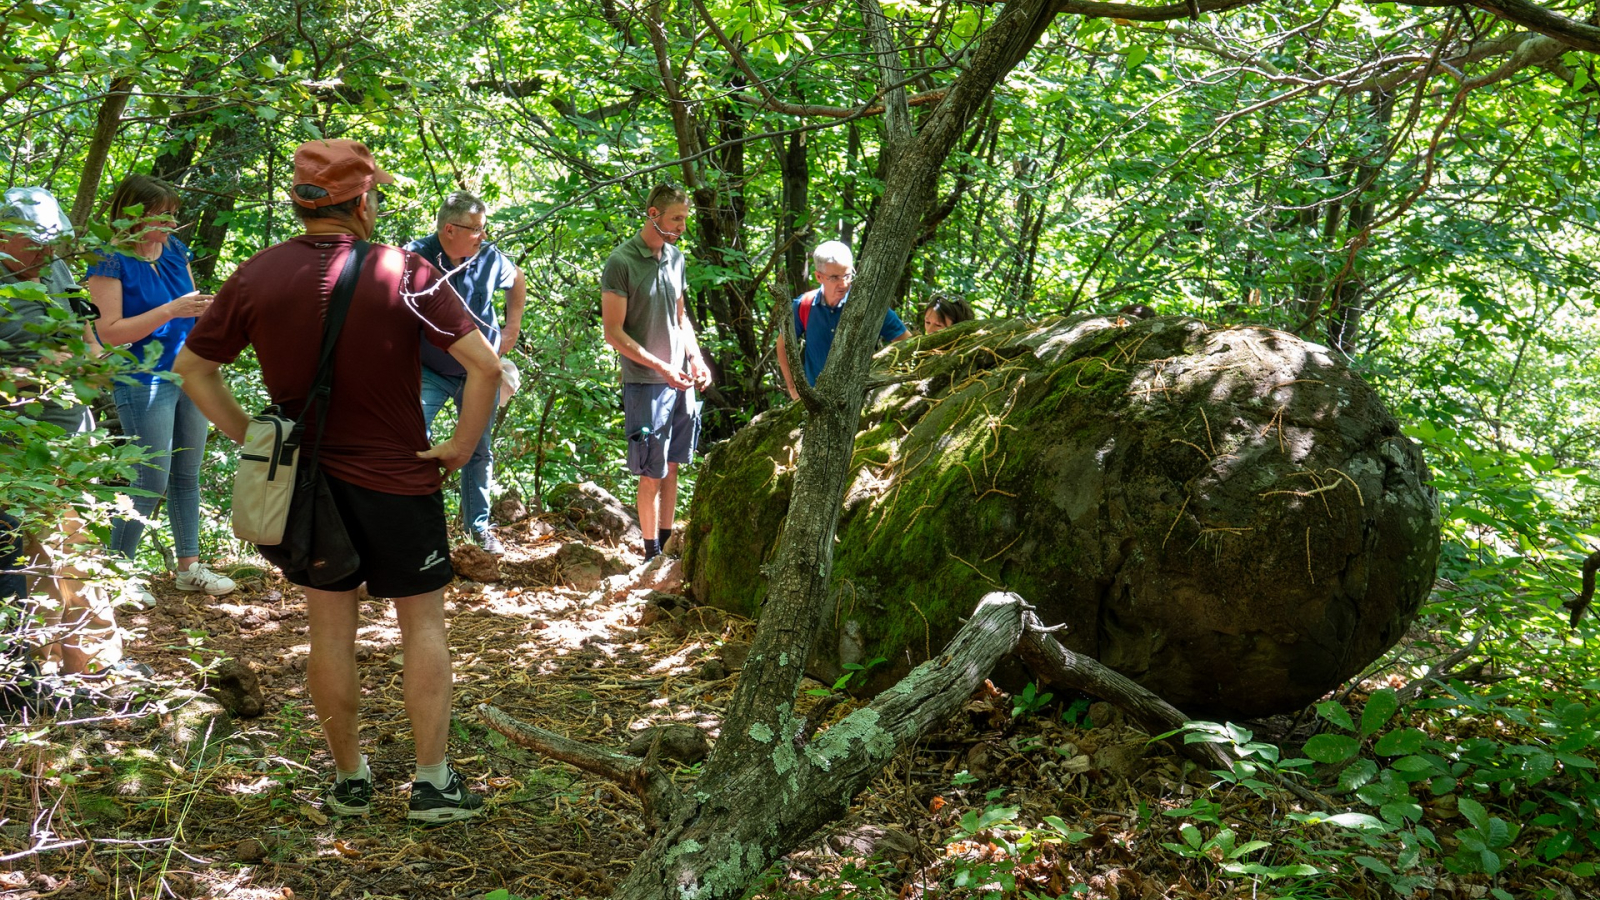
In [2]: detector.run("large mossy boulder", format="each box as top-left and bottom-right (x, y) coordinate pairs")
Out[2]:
(684, 315), (1439, 718)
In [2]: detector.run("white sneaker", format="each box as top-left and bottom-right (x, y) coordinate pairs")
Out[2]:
(120, 581), (159, 609)
(175, 562), (236, 596)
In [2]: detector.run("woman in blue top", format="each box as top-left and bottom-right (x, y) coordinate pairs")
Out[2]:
(87, 174), (234, 598)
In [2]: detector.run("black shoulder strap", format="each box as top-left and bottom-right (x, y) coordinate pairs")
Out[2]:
(292, 240), (369, 451)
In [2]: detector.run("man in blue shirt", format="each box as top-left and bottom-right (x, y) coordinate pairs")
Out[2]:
(407, 191), (527, 554)
(776, 240), (909, 400)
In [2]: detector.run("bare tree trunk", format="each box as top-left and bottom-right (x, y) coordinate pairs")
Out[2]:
(779, 127), (811, 292)
(840, 123), (861, 247)
(1017, 619), (1230, 770)
(1327, 89), (1394, 352)
(69, 77), (134, 229)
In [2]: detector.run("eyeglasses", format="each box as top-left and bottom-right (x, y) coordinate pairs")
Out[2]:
(819, 272), (854, 285)
(447, 221), (486, 237)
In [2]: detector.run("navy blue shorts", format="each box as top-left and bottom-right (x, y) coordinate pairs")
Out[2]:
(622, 383), (702, 479)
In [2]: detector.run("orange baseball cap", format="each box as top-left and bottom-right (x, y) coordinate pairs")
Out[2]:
(290, 139), (395, 208)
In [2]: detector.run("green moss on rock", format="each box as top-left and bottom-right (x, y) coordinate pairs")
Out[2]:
(685, 316), (1440, 717)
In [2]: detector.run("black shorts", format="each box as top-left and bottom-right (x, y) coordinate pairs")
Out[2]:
(280, 474), (454, 599)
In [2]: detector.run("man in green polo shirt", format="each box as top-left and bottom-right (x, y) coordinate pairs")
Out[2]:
(600, 185), (711, 562)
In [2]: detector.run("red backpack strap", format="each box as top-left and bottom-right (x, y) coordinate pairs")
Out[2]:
(798, 289), (819, 332)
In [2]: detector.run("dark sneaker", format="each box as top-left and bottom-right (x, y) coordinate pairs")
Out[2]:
(478, 530), (505, 556)
(407, 768), (483, 823)
(326, 777), (373, 817)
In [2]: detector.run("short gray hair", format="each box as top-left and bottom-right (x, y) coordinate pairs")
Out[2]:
(812, 240), (853, 271)
(436, 190), (488, 230)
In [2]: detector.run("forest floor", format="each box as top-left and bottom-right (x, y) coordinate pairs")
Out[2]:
(0, 511), (1561, 900)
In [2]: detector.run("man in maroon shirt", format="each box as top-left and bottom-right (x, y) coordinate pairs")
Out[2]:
(175, 140), (500, 823)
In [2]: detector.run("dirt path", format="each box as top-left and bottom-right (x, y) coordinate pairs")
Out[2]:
(3, 516), (1313, 899)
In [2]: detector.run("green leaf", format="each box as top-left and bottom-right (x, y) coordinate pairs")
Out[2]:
(1355, 855), (1394, 875)
(1125, 46), (1148, 69)
(1316, 700), (1355, 732)
(1555, 752), (1597, 769)
(1323, 812), (1388, 832)
(1458, 796), (1490, 832)
(1379, 801), (1422, 824)
(1360, 689), (1399, 737)
(1304, 734), (1360, 763)
(1231, 840), (1271, 857)
(1541, 831), (1574, 860)
(1391, 755), (1438, 773)
(1373, 728), (1427, 756)
(1338, 758), (1379, 793)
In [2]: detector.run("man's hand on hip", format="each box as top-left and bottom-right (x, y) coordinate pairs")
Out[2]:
(418, 437), (474, 472)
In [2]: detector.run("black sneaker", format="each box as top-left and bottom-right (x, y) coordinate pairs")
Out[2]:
(478, 530), (505, 556)
(327, 777), (373, 817)
(407, 768), (483, 823)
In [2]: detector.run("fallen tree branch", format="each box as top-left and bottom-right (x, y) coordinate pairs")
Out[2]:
(477, 703), (687, 829)
(1016, 612), (1233, 771)
(1393, 626), (1488, 706)
(611, 592), (1029, 900)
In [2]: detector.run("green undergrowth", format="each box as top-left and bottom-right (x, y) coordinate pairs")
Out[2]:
(757, 658), (1599, 899)
(754, 390), (1600, 899)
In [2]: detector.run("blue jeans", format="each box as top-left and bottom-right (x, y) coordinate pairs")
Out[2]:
(110, 378), (207, 560)
(420, 367), (495, 537)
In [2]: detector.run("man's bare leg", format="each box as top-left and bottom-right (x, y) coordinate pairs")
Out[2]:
(657, 463), (680, 534)
(637, 475), (661, 540)
(304, 587), (363, 773)
(391, 588), (452, 768)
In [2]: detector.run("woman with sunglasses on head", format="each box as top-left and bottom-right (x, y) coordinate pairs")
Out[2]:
(923, 293), (975, 334)
(86, 174), (235, 599)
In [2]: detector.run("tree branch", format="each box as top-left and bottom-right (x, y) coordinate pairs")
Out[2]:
(778, 291), (825, 413)
(1562, 548), (1600, 627)
(1054, 0), (1265, 22)
(1457, 0), (1600, 53)
(477, 704), (688, 830)
(859, 0), (914, 149)
(1016, 612), (1233, 771)
(1053, 0), (1600, 53)
(1392, 627), (1489, 705)
(613, 593), (1028, 900)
